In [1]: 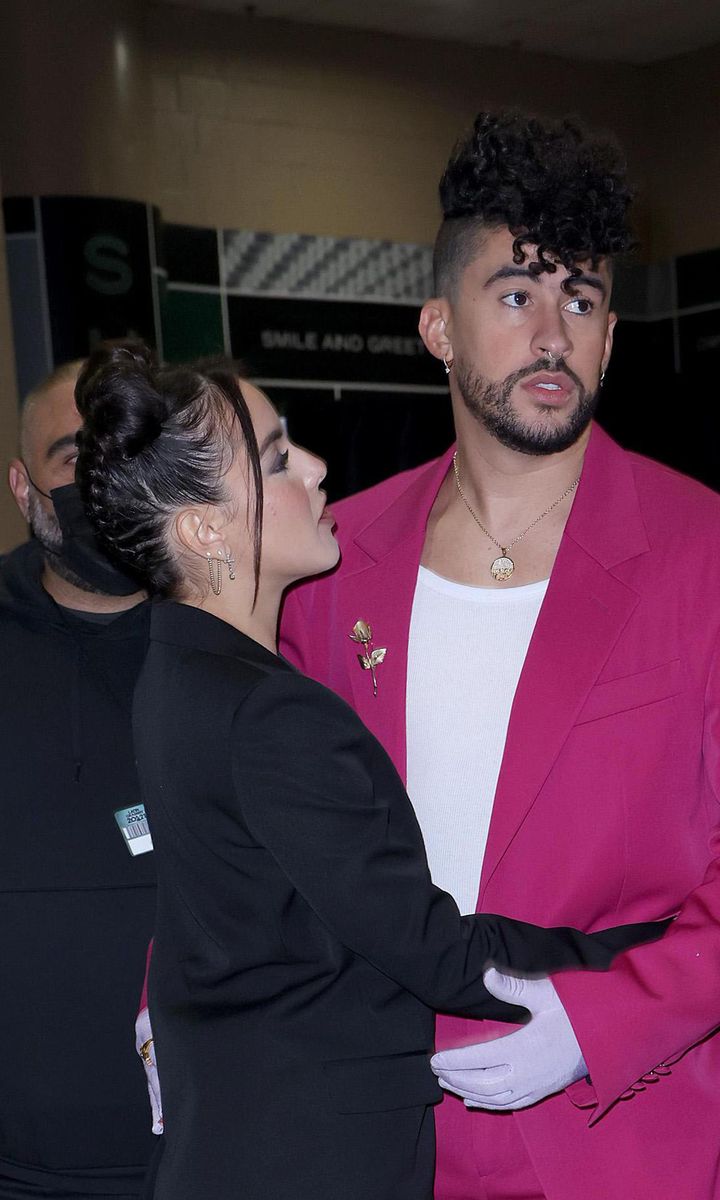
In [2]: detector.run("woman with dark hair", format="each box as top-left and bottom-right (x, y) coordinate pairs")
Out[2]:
(74, 343), (662, 1200)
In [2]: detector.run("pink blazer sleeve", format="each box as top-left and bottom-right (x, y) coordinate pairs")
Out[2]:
(279, 585), (313, 673)
(555, 631), (720, 1122)
(139, 937), (154, 1014)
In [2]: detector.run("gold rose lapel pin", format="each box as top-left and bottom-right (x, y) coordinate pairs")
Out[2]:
(349, 620), (387, 697)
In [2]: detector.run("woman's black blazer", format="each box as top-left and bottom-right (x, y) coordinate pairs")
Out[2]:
(134, 602), (658, 1200)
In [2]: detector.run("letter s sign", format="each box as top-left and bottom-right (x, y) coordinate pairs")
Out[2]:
(84, 235), (133, 295)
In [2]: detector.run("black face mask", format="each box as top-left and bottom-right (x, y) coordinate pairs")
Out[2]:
(49, 483), (143, 597)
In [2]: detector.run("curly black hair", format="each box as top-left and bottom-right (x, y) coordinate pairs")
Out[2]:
(433, 110), (634, 296)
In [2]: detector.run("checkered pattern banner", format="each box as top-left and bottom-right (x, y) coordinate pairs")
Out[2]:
(222, 231), (434, 302)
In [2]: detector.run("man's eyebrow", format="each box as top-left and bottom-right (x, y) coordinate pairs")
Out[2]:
(483, 266), (541, 288)
(483, 264), (607, 301)
(45, 433), (79, 461)
(259, 427), (283, 456)
(570, 273), (607, 301)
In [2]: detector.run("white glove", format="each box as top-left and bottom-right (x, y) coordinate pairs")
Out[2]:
(431, 968), (587, 1110)
(135, 1006), (164, 1134)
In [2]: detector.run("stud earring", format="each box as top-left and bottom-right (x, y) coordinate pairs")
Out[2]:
(443, 354), (454, 375)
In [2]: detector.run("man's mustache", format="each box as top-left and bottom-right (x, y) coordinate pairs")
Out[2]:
(506, 359), (585, 392)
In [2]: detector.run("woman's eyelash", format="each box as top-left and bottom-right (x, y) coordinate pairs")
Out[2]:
(273, 449), (290, 473)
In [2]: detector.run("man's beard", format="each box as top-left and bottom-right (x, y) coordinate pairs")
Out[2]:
(455, 357), (600, 456)
(27, 492), (102, 594)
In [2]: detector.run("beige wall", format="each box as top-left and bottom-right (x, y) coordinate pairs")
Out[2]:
(644, 43), (720, 260)
(0, 0), (651, 248)
(3, 0), (720, 254)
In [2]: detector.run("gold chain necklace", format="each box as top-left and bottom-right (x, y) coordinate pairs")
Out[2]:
(452, 451), (580, 582)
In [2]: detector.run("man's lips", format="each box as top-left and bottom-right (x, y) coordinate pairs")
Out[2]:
(520, 372), (575, 405)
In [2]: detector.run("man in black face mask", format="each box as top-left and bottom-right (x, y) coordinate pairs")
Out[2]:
(8, 360), (144, 606)
(0, 362), (157, 1200)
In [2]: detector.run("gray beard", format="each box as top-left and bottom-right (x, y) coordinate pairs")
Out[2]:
(27, 492), (102, 595)
(455, 357), (600, 456)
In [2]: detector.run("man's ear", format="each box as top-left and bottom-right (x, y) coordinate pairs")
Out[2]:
(8, 460), (30, 522)
(419, 299), (453, 365)
(602, 312), (617, 375)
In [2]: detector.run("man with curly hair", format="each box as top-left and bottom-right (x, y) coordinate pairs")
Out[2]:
(280, 110), (720, 1198)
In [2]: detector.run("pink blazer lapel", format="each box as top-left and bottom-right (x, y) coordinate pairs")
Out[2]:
(478, 425), (651, 902)
(335, 449), (455, 779)
(336, 546), (420, 779)
(478, 539), (640, 900)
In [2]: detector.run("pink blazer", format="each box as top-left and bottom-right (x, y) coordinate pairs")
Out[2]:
(281, 423), (720, 1199)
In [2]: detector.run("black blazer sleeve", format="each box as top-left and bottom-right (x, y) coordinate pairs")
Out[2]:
(230, 672), (662, 1022)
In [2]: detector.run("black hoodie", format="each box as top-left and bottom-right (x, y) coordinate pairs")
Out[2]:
(0, 542), (156, 1197)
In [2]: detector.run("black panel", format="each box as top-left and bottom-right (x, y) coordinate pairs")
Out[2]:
(2, 196), (36, 234)
(40, 196), (156, 361)
(267, 386), (453, 501)
(229, 295), (436, 387)
(677, 307), (720, 375)
(676, 247), (720, 311)
(598, 317), (719, 490)
(162, 223), (219, 287)
(597, 318), (675, 462)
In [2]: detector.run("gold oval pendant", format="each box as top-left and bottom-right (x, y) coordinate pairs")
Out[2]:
(490, 555), (515, 581)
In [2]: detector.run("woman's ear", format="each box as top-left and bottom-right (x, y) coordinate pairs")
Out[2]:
(174, 507), (227, 560)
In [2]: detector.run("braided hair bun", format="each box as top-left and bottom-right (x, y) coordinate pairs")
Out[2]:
(75, 342), (170, 463)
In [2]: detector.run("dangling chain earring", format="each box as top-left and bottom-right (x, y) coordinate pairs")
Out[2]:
(207, 552), (222, 596)
(443, 354), (454, 375)
(207, 549), (236, 596)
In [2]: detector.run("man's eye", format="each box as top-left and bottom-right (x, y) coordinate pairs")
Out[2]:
(501, 291), (530, 308)
(565, 296), (594, 315)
